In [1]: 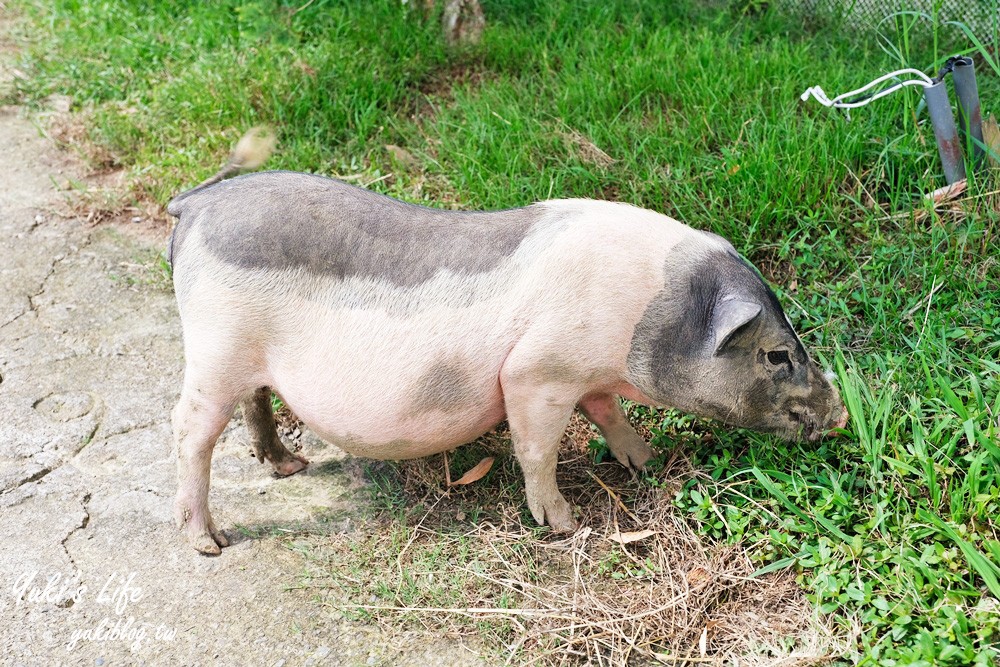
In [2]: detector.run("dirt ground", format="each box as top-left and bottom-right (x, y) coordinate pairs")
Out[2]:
(0, 104), (485, 666)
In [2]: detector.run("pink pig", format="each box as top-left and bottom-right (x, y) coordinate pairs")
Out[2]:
(167, 167), (846, 555)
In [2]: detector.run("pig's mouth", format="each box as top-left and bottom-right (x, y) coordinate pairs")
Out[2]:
(789, 410), (821, 442)
(791, 406), (848, 442)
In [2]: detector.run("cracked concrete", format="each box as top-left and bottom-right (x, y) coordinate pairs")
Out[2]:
(0, 107), (483, 666)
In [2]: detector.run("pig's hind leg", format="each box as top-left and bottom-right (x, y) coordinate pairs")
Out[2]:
(241, 387), (309, 477)
(173, 384), (237, 555)
(578, 394), (652, 469)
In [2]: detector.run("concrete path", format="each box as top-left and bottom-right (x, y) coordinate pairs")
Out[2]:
(0, 108), (480, 666)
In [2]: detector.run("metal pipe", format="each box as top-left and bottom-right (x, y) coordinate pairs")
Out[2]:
(952, 56), (985, 169)
(924, 80), (966, 184)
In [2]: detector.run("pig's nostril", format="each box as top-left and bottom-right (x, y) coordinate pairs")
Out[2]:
(789, 410), (825, 441)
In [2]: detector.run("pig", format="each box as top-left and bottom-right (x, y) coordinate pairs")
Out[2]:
(167, 168), (847, 555)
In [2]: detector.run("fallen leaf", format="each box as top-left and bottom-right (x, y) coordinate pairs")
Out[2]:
(686, 566), (711, 586)
(449, 457), (494, 486)
(924, 179), (967, 205)
(607, 529), (656, 545)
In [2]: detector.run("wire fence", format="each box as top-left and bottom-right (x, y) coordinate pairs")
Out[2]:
(782, 0), (999, 44)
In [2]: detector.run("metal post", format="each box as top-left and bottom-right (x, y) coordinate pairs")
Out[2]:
(952, 56), (985, 169)
(924, 80), (966, 184)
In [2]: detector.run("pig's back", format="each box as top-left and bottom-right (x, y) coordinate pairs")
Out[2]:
(167, 170), (546, 288)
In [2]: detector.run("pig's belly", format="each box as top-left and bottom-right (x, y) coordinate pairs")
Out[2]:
(264, 305), (515, 461)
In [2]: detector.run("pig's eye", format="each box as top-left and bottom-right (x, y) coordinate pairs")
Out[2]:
(766, 350), (791, 366)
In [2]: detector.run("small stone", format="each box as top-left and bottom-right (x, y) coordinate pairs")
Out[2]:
(258, 487), (266, 495)
(34, 214), (44, 223)
(96, 659), (105, 666)
(50, 94), (72, 113)
(132, 216), (142, 223)
(314, 646), (331, 659)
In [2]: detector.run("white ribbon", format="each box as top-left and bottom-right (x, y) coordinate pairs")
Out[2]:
(801, 68), (935, 111)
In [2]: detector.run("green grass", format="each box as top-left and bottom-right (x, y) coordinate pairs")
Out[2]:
(6, 0), (1000, 663)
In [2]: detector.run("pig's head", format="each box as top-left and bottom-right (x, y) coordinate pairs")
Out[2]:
(626, 235), (846, 441)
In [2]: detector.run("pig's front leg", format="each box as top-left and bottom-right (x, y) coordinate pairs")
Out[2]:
(241, 387), (309, 477)
(173, 388), (235, 555)
(578, 393), (652, 469)
(501, 379), (578, 532)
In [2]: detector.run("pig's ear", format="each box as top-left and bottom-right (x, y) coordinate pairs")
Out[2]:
(712, 298), (762, 355)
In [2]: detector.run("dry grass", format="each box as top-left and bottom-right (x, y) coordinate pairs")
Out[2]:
(559, 128), (617, 168)
(27, 99), (173, 230)
(42, 97), (120, 170)
(289, 420), (845, 666)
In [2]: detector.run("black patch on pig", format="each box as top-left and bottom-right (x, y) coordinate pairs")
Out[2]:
(412, 359), (476, 413)
(626, 236), (804, 406)
(168, 171), (544, 286)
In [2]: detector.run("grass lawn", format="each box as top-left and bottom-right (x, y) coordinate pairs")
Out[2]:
(6, 0), (999, 664)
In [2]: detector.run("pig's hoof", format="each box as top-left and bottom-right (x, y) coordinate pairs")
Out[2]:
(184, 519), (229, 555)
(176, 504), (229, 554)
(190, 528), (229, 556)
(272, 452), (309, 477)
(608, 435), (653, 470)
(548, 512), (578, 533)
(529, 494), (577, 533)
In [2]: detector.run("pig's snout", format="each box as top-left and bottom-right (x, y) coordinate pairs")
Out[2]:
(826, 406), (849, 438)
